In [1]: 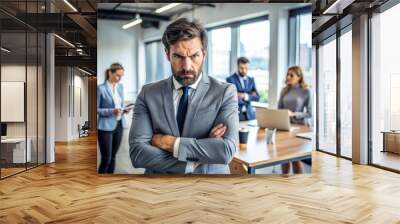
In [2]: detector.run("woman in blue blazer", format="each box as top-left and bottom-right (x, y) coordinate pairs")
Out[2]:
(97, 63), (130, 173)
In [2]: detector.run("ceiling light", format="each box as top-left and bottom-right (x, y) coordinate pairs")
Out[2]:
(54, 34), (75, 48)
(322, 0), (354, 15)
(155, 3), (182, 14)
(63, 0), (78, 12)
(122, 15), (142, 30)
(78, 67), (92, 76)
(1, 47), (11, 53)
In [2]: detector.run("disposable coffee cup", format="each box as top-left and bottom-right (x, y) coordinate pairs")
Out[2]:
(266, 128), (276, 144)
(239, 127), (249, 144)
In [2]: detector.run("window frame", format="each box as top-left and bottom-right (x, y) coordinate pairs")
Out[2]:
(314, 22), (353, 161)
(368, 0), (400, 173)
(205, 15), (269, 77)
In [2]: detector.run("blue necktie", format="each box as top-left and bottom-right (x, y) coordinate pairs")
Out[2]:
(177, 86), (189, 135)
(243, 78), (248, 90)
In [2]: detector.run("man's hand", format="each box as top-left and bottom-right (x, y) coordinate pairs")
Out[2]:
(288, 110), (295, 117)
(209, 123), (227, 139)
(151, 134), (176, 152)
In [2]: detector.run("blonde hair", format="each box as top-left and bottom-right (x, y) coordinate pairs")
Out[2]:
(282, 66), (308, 95)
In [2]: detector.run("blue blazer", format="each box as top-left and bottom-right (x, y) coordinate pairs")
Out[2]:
(97, 82), (128, 131)
(226, 73), (260, 120)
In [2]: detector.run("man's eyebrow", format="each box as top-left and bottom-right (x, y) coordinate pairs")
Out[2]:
(172, 52), (184, 57)
(189, 51), (200, 56)
(172, 51), (200, 57)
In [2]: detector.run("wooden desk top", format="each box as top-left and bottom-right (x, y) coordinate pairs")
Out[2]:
(234, 121), (313, 167)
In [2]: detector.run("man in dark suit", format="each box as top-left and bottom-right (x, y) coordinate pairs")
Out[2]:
(226, 57), (260, 121)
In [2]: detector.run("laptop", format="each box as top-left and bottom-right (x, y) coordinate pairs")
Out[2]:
(255, 107), (291, 131)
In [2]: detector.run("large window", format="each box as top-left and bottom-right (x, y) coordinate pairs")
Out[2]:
(239, 20), (269, 103)
(145, 41), (170, 84)
(289, 8), (312, 86)
(208, 27), (231, 81)
(207, 18), (270, 102)
(371, 3), (400, 171)
(339, 28), (352, 158)
(317, 37), (337, 155)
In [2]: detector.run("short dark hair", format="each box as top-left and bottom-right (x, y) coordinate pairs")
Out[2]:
(237, 57), (250, 65)
(162, 18), (207, 52)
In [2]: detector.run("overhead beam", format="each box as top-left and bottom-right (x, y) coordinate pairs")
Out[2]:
(67, 13), (97, 38)
(97, 9), (170, 21)
(55, 55), (96, 71)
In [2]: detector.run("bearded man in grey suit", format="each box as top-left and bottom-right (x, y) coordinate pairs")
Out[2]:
(129, 18), (239, 174)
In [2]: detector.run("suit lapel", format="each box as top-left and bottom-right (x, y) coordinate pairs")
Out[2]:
(233, 73), (243, 91)
(162, 77), (180, 137)
(182, 74), (210, 137)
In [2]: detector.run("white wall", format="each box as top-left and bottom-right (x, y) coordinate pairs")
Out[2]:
(97, 19), (139, 102)
(1, 64), (46, 164)
(54, 67), (89, 141)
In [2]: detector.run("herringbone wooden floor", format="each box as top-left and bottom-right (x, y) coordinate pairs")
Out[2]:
(1, 135), (400, 224)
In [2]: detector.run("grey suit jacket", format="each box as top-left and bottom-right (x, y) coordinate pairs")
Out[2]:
(129, 74), (239, 174)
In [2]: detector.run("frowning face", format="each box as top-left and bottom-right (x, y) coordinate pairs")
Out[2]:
(166, 37), (206, 86)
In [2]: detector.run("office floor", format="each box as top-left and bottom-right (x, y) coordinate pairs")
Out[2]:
(1, 135), (400, 223)
(0, 167), (25, 177)
(0, 163), (42, 179)
(372, 150), (400, 171)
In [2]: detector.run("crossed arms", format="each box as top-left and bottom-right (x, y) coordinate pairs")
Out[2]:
(129, 85), (239, 174)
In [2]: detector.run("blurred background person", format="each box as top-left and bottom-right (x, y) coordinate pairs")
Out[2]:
(97, 63), (130, 173)
(278, 65), (312, 174)
(226, 57), (260, 121)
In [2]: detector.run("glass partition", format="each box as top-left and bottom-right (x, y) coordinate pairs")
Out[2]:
(339, 29), (352, 158)
(317, 37), (337, 155)
(371, 3), (400, 171)
(0, 1), (46, 179)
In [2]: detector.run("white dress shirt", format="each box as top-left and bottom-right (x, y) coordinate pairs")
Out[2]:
(172, 73), (202, 173)
(107, 81), (122, 121)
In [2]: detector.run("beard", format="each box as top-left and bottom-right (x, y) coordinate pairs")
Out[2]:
(238, 71), (246, 77)
(172, 63), (203, 86)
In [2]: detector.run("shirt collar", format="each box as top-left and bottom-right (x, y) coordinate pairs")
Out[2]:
(236, 73), (248, 80)
(106, 80), (118, 89)
(172, 72), (203, 91)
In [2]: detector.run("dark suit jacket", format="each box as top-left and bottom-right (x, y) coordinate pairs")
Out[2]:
(226, 73), (260, 120)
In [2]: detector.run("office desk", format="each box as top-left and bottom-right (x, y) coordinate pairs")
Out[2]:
(381, 131), (400, 154)
(232, 121), (313, 174)
(1, 138), (31, 164)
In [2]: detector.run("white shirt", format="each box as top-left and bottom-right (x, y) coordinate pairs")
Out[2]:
(172, 73), (202, 173)
(236, 73), (249, 112)
(107, 81), (122, 121)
